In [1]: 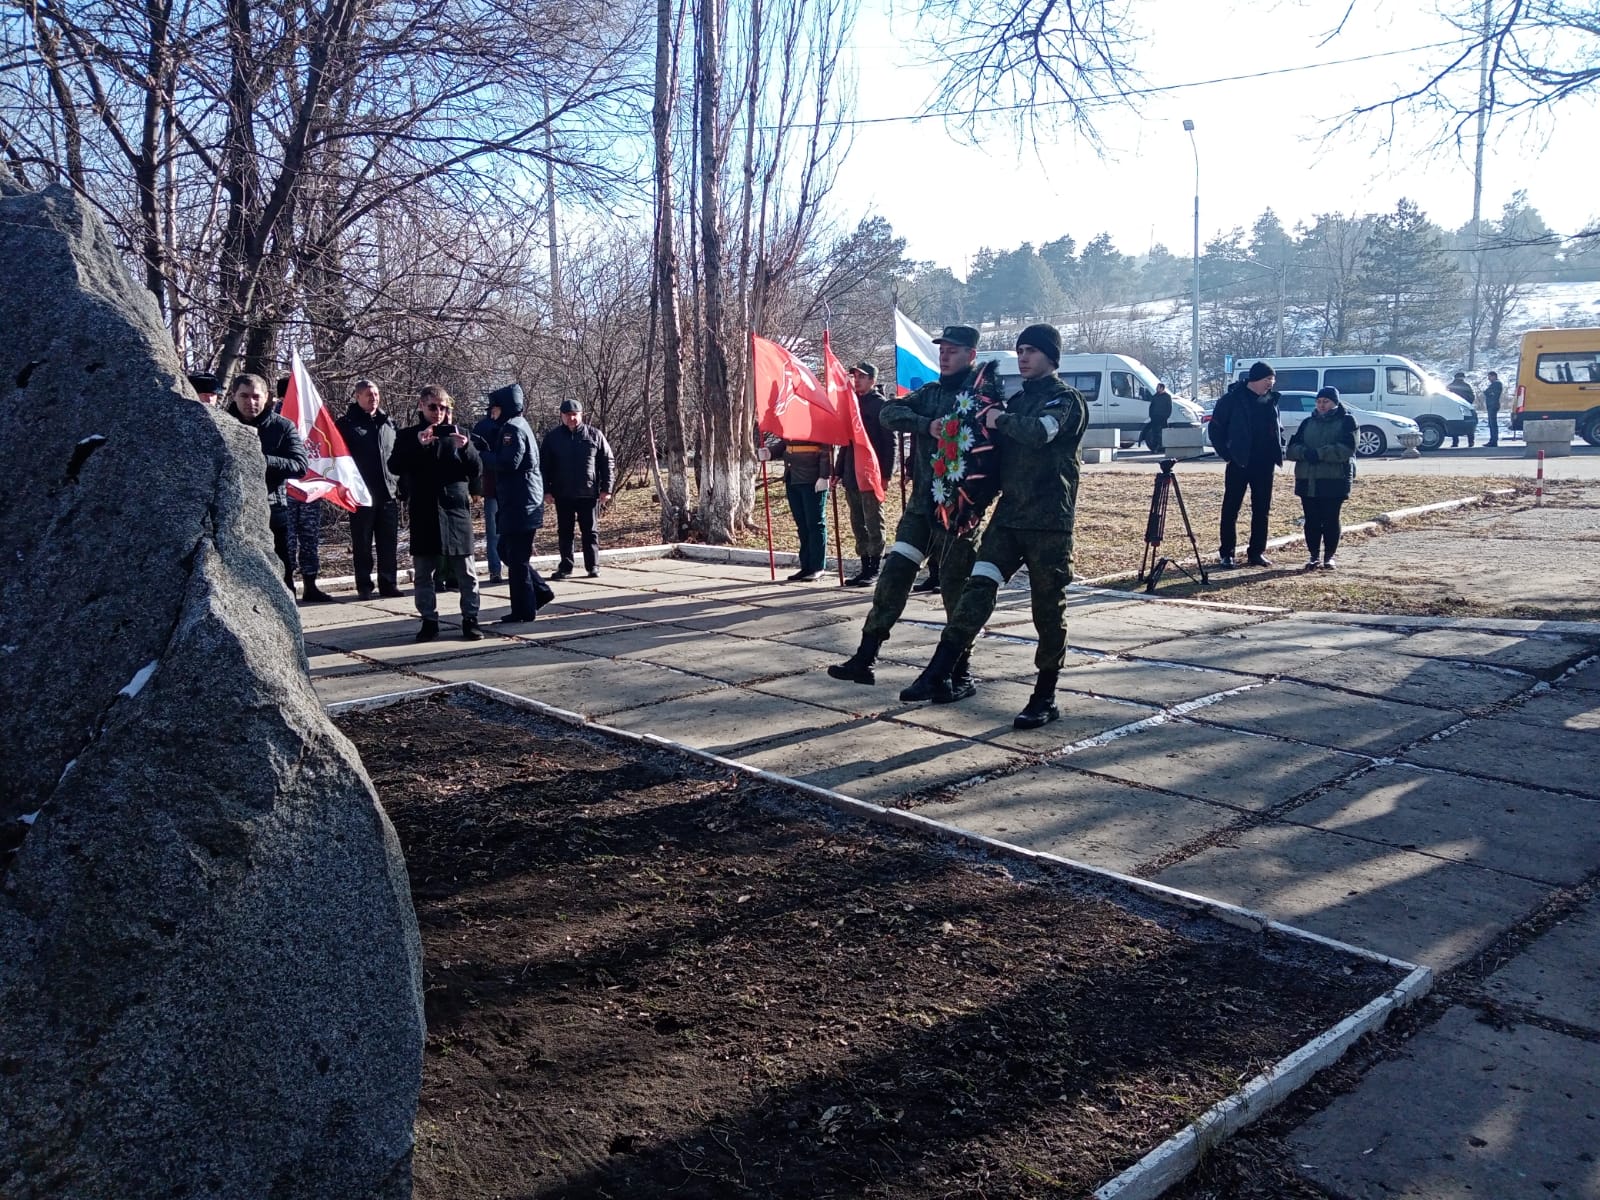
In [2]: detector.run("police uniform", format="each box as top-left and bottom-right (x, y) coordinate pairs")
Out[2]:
(827, 324), (1004, 687)
(911, 323), (1089, 728)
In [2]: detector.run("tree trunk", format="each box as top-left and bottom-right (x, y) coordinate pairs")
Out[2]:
(651, 0), (690, 541)
(696, 0), (736, 543)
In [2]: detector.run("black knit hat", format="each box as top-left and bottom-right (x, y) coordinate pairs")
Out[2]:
(1247, 361), (1275, 383)
(1316, 385), (1340, 402)
(1015, 323), (1062, 367)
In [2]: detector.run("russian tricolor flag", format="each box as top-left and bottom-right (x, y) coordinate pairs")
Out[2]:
(894, 308), (939, 397)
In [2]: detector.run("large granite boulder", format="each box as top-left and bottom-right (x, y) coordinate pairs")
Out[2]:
(0, 171), (424, 1198)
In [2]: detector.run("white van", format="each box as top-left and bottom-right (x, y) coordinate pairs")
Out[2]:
(1226, 355), (1473, 451)
(987, 351), (1202, 445)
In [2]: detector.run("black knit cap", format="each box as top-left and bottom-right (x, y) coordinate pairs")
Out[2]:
(1247, 361), (1275, 382)
(1015, 323), (1062, 367)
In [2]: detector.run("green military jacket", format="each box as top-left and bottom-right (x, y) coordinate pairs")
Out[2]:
(878, 363), (1006, 518)
(1285, 407), (1356, 500)
(989, 373), (1089, 531)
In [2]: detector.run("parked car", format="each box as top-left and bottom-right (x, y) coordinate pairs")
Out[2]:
(1205, 392), (1419, 457)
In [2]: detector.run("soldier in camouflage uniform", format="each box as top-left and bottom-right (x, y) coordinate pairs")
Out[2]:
(907, 323), (1089, 728)
(827, 324), (1005, 698)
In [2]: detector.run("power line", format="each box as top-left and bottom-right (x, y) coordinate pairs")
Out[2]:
(809, 39), (1471, 130)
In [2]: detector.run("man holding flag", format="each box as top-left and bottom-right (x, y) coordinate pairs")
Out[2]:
(827, 322), (1005, 697)
(836, 362), (895, 587)
(278, 350), (373, 602)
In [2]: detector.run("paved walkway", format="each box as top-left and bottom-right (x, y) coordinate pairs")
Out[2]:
(307, 559), (1600, 1199)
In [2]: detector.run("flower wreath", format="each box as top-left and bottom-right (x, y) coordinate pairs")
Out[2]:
(931, 365), (1004, 536)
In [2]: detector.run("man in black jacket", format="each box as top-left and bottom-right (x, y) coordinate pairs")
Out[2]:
(387, 385), (484, 642)
(1208, 361), (1283, 568)
(1484, 370), (1503, 447)
(488, 383), (556, 621)
(540, 398), (615, 579)
(226, 373), (308, 586)
(1141, 382), (1174, 453)
(335, 378), (402, 599)
(836, 362), (896, 587)
(1447, 371), (1477, 447)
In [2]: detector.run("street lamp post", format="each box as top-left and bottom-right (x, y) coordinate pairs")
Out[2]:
(1183, 119), (1201, 403)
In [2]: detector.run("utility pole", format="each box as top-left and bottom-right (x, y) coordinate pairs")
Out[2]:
(1183, 119), (1201, 401)
(1467, 0), (1491, 370)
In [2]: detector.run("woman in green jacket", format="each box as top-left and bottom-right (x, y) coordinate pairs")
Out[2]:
(1285, 386), (1358, 569)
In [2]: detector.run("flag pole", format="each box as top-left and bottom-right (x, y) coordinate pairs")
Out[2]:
(831, 482), (845, 585)
(761, 457), (776, 580)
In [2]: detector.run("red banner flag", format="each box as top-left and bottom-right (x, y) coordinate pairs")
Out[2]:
(281, 348), (372, 512)
(823, 332), (884, 501)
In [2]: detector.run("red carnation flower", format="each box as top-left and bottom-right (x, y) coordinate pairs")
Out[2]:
(933, 459), (948, 476)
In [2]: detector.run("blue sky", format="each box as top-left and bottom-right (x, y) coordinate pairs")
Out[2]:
(839, 0), (1597, 274)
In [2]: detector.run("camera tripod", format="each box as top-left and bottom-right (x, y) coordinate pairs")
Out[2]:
(1137, 458), (1209, 593)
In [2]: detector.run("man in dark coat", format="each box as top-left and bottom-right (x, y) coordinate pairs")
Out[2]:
(1208, 360), (1283, 568)
(471, 397), (506, 584)
(226, 372), (308, 587)
(1447, 371), (1477, 447)
(903, 324), (1088, 726)
(485, 383), (555, 622)
(1483, 370), (1503, 447)
(387, 384), (483, 642)
(1141, 382), (1174, 453)
(539, 397), (615, 579)
(836, 362), (896, 588)
(336, 378), (402, 599)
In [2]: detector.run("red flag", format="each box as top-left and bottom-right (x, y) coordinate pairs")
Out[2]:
(281, 348), (372, 512)
(823, 332), (884, 501)
(752, 334), (838, 443)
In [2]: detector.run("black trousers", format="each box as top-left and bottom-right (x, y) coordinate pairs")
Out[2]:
(1301, 494), (1346, 560)
(1219, 463), (1275, 560)
(349, 500), (400, 594)
(1486, 405), (1500, 446)
(1139, 419), (1164, 452)
(269, 505), (291, 580)
(555, 497), (599, 572)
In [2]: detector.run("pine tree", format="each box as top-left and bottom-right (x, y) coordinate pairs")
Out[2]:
(1352, 199), (1465, 355)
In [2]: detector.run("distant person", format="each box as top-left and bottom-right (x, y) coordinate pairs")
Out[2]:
(336, 378), (402, 600)
(837, 361), (895, 587)
(1141, 382), (1173, 453)
(484, 383), (555, 623)
(388, 385), (483, 641)
(758, 434), (832, 583)
(1208, 360), (1283, 568)
(225, 373), (307, 586)
(471, 396), (506, 584)
(276, 376), (332, 603)
(540, 398), (615, 580)
(1285, 386), (1357, 570)
(187, 372), (219, 406)
(1447, 371), (1477, 448)
(1483, 370), (1503, 447)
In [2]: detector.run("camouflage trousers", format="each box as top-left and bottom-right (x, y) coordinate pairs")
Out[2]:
(284, 497), (322, 577)
(861, 507), (980, 642)
(941, 525), (1076, 672)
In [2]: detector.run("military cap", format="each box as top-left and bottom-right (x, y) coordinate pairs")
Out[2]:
(849, 361), (878, 378)
(931, 325), (980, 349)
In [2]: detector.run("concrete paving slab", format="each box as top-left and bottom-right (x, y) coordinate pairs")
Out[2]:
(1287, 649), (1538, 711)
(1290, 764), (1600, 886)
(471, 609), (652, 645)
(1392, 628), (1599, 677)
(738, 718), (1021, 805)
(307, 649), (373, 678)
(1153, 824), (1551, 968)
(1402, 716), (1600, 798)
(679, 606), (861, 641)
(1503, 685), (1600, 732)
(1055, 657), (1258, 706)
(416, 646), (721, 715)
(1204, 616), (1409, 651)
(1126, 633), (1348, 676)
(301, 614), (512, 666)
(311, 668), (421, 705)
(768, 617), (947, 663)
(1193, 680), (1461, 755)
(552, 594), (759, 626)
(959, 636), (1101, 683)
(747, 667), (923, 719)
(1057, 719), (1365, 811)
(888, 679), (1152, 753)
(1288, 1005), (1600, 1200)
(1482, 897), (1600, 1032)
(556, 623), (828, 682)
(916, 764), (1238, 875)
(604, 688), (853, 756)
(1061, 605), (1263, 654)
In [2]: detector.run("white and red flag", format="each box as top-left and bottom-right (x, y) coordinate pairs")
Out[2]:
(281, 348), (371, 512)
(751, 332), (883, 500)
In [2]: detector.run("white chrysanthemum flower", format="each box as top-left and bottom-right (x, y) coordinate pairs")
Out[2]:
(931, 478), (949, 504)
(947, 455), (966, 482)
(956, 427), (975, 452)
(954, 392), (976, 416)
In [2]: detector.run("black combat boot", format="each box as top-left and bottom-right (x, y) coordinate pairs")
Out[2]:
(827, 633), (884, 685)
(935, 648), (978, 704)
(847, 554), (880, 588)
(901, 640), (962, 703)
(301, 574), (334, 603)
(461, 616), (483, 641)
(415, 619), (440, 643)
(283, 566), (296, 591)
(1014, 671), (1061, 729)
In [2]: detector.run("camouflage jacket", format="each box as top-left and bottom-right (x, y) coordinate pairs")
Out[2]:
(989, 374), (1089, 531)
(877, 363), (1006, 518)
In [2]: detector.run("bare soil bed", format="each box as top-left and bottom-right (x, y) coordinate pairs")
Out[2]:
(338, 690), (1406, 1200)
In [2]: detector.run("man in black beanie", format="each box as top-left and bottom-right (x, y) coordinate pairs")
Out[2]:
(1208, 360), (1283, 567)
(902, 323), (1089, 726)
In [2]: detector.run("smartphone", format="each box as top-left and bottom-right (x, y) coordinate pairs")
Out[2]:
(433, 423), (458, 439)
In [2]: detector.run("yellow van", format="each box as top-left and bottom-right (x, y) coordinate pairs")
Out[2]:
(1514, 328), (1600, 445)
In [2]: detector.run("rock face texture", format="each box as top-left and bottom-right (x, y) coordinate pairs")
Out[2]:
(0, 171), (424, 1198)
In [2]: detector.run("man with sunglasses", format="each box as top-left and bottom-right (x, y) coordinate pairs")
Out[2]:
(388, 385), (484, 641)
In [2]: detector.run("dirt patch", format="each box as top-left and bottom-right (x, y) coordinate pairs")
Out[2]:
(338, 690), (1405, 1199)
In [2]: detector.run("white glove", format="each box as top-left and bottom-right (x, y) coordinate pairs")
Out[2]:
(756, 447), (771, 462)
(814, 477), (830, 493)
